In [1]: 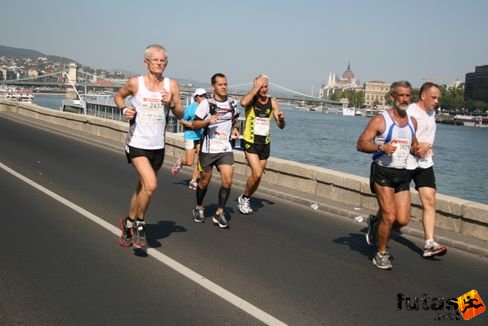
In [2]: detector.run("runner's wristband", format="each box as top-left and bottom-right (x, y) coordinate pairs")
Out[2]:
(121, 107), (128, 115)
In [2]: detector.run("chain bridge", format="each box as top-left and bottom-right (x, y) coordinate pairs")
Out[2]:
(1, 69), (339, 105)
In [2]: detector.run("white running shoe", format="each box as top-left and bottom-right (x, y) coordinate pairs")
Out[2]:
(237, 194), (253, 215)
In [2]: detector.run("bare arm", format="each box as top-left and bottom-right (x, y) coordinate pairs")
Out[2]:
(410, 117), (419, 156)
(114, 76), (138, 120)
(357, 115), (399, 155)
(240, 86), (260, 108)
(357, 115), (383, 153)
(168, 79), (184, 119)
(272, 98), (285, 129)
(191, 100), (218, 129)
(240, 76), (268, 107)
(192, 115), (218, 129)
(178, 119), (193, 129)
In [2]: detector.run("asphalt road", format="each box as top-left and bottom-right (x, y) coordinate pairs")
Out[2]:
(0, 115), (487, 326)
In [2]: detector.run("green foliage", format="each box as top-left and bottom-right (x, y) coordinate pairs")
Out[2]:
(329, 89), (364, 107)
(440, 86), (464, 110)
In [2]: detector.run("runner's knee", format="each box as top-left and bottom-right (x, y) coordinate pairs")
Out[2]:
(142, 180), (158, 196)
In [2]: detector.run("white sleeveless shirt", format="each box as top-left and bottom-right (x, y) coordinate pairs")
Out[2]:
(373, 110), (415, 169)
(126, 76), (170, 149)
(406, 103), (436, 169)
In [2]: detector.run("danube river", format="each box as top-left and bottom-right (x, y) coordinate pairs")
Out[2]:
(33, 95), (488, 204)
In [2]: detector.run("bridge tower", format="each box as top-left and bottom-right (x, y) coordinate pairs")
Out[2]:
(66, 63), (78, 99)
(68, 63), (77, 83)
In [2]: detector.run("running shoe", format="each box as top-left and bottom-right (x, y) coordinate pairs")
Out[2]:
(171, 158), (182, 175)
(423, 240), (447, 258)
(372, 251), (392, 270)
(365, 214), (378, 246)
(192, 207), (205, 223)
(119, 218), (133, 248)
(131, 222), (147, 248)
(237, 194), (253, 215)
(189, 180), (198, 190)
(212, 212), (229, 229)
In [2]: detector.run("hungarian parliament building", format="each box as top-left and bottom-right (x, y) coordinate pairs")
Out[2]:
(319, 63), (389, 109)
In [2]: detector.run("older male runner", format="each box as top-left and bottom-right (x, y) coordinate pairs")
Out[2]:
(357, 80), (417, 270)
(237, 75), (285, 214)
(114, 44), (183, 248)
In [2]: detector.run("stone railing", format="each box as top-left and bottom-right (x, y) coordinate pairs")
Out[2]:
(1, 100), (487, 243)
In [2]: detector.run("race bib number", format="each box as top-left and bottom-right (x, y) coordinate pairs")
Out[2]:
(139, 97), (164, 122)
(391, 138), (411, 166)
(209, 130), (229, 152)
(254, 117), (270, 136)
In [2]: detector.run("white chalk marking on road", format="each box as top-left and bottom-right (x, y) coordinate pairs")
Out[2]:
(0, 161), (287, 326)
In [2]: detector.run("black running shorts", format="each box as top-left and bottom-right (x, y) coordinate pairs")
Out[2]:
(370, 162), (411, 194)
(125, 145), (165, 171)
(410, 166), (436, 190)
(242, 140), (270, 160)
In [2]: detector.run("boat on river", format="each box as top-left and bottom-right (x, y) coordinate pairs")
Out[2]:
(1, 87), (34, 103)
(343, 107), (355, 116)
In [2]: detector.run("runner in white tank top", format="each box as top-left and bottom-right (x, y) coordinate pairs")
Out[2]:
(126, 76), (171, 149)
(113, 44), (183, 248)
(357, 81), (418, 270)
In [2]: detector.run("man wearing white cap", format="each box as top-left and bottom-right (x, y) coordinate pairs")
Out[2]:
(172, 88), (207, 190)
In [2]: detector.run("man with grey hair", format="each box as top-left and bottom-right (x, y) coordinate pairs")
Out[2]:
(114, 44), (183, 248)
(357, 81), (417, 270)
(237, 75), (285, 215)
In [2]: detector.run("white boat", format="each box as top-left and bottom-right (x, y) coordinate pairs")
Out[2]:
(61, 91), (116, 115)
(2, 88), (34, 103)
(355, 109), (365, 116)
(19, 90), (34, 103)
(365, 108), (384, 117)
(343, 107), (356, 116)
(61, 98), (86, 114)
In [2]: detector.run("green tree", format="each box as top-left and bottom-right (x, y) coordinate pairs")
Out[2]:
(439, 86), (464, 110)
(347, 90), (364, 108)
(329, 90), (364, 107)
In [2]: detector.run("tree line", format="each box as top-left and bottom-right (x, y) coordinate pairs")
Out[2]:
(328, 86), (487, 113)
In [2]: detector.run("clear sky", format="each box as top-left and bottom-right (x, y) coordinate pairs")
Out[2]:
(2, 0), (487, 93)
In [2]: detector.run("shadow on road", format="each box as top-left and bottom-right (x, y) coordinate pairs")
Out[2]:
(332, 232), (372, 259)
(145, 220), (187, 248)
(204, 203), (237, 221)
(247, 196), (275, 213)
(332, 226), (425, 262)
(390, 230), (424, 257)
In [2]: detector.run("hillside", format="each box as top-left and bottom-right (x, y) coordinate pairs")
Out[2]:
(0, 44), (78, 64)
(0, 45), (45, 58)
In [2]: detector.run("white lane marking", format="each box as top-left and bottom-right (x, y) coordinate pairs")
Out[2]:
(0, 161), (287, 326)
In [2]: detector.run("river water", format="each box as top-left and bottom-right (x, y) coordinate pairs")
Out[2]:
(33, 95), (488, 204)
